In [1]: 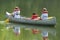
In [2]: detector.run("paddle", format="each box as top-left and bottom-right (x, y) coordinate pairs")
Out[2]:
(5, 11), (11, 23)
(6, 11), (11, 16)
(5, 18), (9, 23)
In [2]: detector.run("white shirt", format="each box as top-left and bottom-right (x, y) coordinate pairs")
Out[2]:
(14, 15), (20, 18)
(13, 11), (20, 15)
(12, 11), (20, 18)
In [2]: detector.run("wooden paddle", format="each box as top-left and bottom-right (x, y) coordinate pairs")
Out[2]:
(5, 18), (9, 23)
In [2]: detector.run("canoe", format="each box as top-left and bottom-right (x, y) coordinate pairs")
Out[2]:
(7, 16), (56, 26)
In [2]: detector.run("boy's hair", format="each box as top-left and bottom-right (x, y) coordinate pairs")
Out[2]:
(32, 13), (36, 15)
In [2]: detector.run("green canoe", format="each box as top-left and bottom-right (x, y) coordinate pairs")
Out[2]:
(8, 16), (56, 26)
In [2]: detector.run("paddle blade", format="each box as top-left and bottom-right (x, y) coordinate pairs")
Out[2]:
(5, 18), (9, 23)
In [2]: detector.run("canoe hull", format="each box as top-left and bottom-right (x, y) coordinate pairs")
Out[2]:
(8, 16), (56, 26)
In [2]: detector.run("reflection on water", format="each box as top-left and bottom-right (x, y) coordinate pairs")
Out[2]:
(6, 22), (56, 36)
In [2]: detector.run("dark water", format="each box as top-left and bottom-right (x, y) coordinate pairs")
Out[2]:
(6, 22), (56, 36)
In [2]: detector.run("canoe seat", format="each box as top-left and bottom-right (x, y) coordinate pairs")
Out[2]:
(47, 17), (53, 19)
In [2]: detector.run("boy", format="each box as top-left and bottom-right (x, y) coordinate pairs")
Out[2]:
(41, 8), (48, 20)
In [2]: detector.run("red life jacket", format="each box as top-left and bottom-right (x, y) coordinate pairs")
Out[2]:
(31, 15), (38, 19)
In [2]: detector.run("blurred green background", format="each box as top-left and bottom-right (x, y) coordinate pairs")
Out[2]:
(0, 0), (59, 40)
